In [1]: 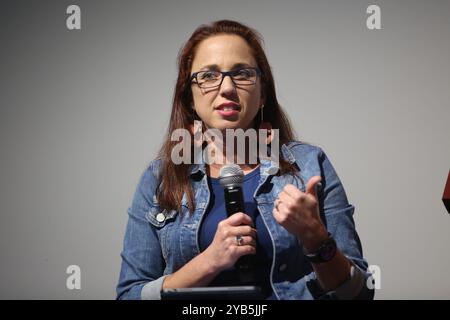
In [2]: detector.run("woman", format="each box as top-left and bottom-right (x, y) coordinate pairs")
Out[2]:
(116, 20), (374, 300)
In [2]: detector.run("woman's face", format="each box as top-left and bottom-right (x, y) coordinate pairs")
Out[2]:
(190, 34), (264, 131)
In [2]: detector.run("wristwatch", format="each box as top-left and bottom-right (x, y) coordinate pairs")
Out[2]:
(303, 233), (337, 264)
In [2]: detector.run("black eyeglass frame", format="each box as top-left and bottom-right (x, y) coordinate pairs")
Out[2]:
(190, 67), (262, 88)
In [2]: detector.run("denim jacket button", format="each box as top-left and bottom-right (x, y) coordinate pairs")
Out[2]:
(156, 213), (166, 222)
(279, 263), (287, 272)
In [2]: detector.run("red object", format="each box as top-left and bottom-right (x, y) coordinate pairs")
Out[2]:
(216, 109), (240, 117)
(443, 170), (450, 214)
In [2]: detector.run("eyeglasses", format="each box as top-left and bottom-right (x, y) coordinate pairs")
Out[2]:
(190, 67), (262, 89)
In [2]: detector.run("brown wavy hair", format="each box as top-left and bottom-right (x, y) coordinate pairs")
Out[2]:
(156, 20), (299, 214)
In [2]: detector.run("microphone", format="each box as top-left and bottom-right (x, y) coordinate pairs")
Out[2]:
(219, 164), (256, 285)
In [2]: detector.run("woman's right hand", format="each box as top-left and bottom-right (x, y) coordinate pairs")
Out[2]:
(203, 212), (257, 273)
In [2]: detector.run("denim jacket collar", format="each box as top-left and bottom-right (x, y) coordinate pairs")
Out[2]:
(188, 142), (296, 177)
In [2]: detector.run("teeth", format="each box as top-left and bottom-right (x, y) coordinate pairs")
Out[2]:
(220, 106), (239, 111)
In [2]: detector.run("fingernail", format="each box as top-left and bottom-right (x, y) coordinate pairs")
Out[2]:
(316, 182), (322, 192)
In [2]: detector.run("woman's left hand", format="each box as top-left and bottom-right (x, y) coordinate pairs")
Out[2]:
(273, 176), (328, 251)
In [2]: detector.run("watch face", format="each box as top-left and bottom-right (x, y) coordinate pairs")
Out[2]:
(320, 240), (337, 261)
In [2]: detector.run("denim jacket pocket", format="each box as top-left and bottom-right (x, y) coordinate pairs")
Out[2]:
(145, 207), (179, 264)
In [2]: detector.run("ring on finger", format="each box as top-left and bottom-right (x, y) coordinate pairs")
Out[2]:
(235, 235), (243, 246)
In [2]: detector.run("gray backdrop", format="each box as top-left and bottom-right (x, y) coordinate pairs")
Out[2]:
(1, 0), (449, 299)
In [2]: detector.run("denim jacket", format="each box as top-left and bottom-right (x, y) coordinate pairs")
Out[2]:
(116, 141), (374, 300)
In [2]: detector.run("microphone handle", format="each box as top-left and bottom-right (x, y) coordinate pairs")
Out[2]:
(224, 185), (245, 216)
(224, 185), (256, 285)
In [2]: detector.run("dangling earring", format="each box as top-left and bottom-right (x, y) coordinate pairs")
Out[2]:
(258, 104), (272, 145)
(260, 104), (264, 123)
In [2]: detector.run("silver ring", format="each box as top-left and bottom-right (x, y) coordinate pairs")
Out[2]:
(236, 235), (243, 246)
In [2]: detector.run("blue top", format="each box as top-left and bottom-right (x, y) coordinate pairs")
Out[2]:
(198, 166), (274, 298)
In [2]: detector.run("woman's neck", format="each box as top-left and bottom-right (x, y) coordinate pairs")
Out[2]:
(203, 126), (261, 178)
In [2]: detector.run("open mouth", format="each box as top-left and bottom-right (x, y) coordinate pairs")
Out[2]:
(215, 104), (241, 117)
(215, 104), (241, 112)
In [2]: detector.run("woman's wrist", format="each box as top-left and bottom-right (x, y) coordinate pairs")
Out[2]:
(298, 223), (329, 253)
(198, 249), (222, 276)
(162, 251), (221, 289)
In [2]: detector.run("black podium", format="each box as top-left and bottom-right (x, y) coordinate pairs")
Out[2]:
(161, 286), (264, 300)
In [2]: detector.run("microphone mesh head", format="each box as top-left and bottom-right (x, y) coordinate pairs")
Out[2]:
(218, 164), (244, 187)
